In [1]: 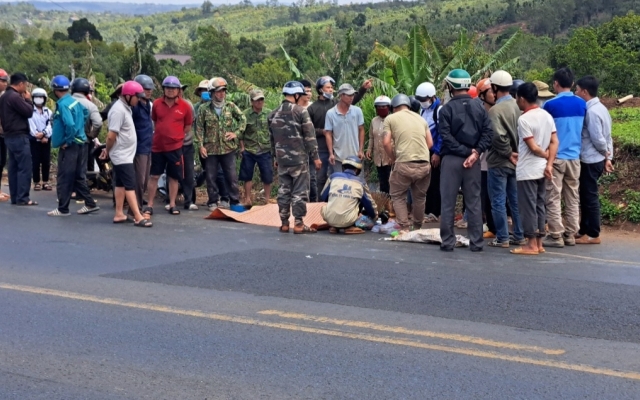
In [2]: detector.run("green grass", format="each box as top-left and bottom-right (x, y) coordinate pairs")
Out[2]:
(610, 108), (640, 153)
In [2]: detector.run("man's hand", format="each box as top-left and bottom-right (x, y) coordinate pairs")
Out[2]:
(225, 132), (237, 140)
(23, 91), (31, 101)
(329, 154), (335, 165)
(41, 137), (48, 144)
(199, 146), (208, 159)
(35, 132), (44, 139)
(274, 160), (278, 169)
(314, 159), (322, 170)
(544, 165), (553, 180)
(239, 147), (245, 157)
(605, 159), (614, 173)
(365, 150), (372, 160)
(99, 148), (108, 160)
(357, 150), (364, 160)
(463, 152), (479, 169)
(362, 79), (373, 90)
(431, 154), (440, 168)
(509, 152), (518, 166)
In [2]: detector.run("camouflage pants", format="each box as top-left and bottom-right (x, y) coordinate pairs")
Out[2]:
(278, 163), (310, 224)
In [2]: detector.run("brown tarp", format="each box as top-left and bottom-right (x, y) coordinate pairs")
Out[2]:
(205, 203), (328, 228)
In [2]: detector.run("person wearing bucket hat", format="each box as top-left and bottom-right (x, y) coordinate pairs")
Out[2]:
(324, 83), (365, 176)
(145, 76), (193, 217)
(438, 69), (493, 252)
(532, 80), (555, 106)
(238, 88), (273, 205)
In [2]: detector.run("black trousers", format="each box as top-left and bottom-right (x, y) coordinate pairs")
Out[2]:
(87, 141), (95, 172)
(199, 155), (229, 202)
(30, 139), (51, 183)
(205, 152), (239, 205)
(181, 144), (195, 207)
(481, 171), (496, 233)
(579, 161), (605, 238)
(57, 143), (96, 214)
(425, 164), (441, 216)
(0, 136), (6, 192)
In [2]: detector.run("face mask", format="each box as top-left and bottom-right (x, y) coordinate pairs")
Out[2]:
(201, 92), (211, 101)
(33, 97), (45, 106)
(322, 92), (333, 100)
(420, 100), (432, 109)
(376, 108), (389, 118)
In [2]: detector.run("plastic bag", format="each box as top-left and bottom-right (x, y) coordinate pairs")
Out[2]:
(355, 215), (375, 230)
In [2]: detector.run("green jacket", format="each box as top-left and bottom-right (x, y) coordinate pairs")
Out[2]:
(196, 101), (246, 155)
(239, 107), (272, 155)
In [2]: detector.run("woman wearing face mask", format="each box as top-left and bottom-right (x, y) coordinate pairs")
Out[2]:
(366, 96), (393, 194)
(28, 88), (53, 191)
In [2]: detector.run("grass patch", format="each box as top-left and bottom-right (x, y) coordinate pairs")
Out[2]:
(610, 108), (640, 153)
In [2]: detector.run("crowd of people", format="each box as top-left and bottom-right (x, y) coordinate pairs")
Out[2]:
(0, 65), (613, 254)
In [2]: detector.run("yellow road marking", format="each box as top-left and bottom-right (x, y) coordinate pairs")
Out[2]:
(545, 251), (640, 266)
(2, 282), (640, 381)
(257, 310), (564, 355)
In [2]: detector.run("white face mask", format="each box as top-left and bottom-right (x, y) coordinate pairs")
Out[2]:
(33, 97), (45, 106)
(322, 92), (334, 100)
(420, 100), (432, 109)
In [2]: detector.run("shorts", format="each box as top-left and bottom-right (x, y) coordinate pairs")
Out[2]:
(150, 149), (184, 180)
(238, 151), (273, 184)
(113, 163), (136, 191)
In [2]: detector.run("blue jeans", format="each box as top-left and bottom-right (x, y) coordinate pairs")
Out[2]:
(488, 167), (523, 242)
(5, 135), (32, 204)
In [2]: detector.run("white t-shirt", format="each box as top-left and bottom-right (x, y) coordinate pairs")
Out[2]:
(107, 99), (137, 165)
(325, 105), (364, 162)
(517, 107), (556, 181)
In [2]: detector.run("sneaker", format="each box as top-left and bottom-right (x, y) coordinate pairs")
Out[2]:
(563, 234), (576, 246)
(509, 235), (527, 246)
(455, 219), (468, 229)
(575, 236), (601, 244)
(543, 235), (564, 248)
(188, 203), (199, 211)
(219, 200), (230, 209)
(423, 213), (438, 223)
(483, 231), (496, 239)
(208, 203), (218, 212)
(488, 239), (510, 248)
(77, 205), (100, 215)
(48, 209), (70, 217)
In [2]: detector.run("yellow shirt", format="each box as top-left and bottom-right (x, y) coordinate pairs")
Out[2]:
(383, 109), (430, 163)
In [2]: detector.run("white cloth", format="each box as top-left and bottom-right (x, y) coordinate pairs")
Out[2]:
(516, 108), (556, 181)
(107, 99), (137, 165)
(325, 105), (364, 162)
(28, 106), (52, 138)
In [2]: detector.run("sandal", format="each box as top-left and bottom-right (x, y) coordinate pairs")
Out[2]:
(142, 206), (153, 216)
(510, 247), (539, 255)
(279, 225), (290, 233)
(168, 207), (180, 215)
(43, 183), (53, 191)
(0, 193), (9, 203)
(113, 216), (134, 224)
(344, 226), (365, 235)
(134, 218), (153, 228)
(34, 184), (42, 191)
(329, 227), (339, 234)
(17, 200), (38, 206)
(293, 224), (317, 234)
(538, 248), (546, 254)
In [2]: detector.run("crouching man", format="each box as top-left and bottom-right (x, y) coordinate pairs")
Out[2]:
(320, 155), (377, 234)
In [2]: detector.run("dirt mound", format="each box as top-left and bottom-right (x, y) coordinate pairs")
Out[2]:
(600, 96), (640, 109)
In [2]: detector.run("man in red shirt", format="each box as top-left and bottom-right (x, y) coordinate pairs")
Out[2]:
(145, 76), (193, 216)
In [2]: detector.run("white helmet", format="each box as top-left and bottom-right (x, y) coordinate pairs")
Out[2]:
(373, 95), (391, 106)
(490, 70), (513, 87)
(415, 82), (436, 98)
(32, 87), (48, 98)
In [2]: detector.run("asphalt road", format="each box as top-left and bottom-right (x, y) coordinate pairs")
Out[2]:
(1, 190), (640, 399)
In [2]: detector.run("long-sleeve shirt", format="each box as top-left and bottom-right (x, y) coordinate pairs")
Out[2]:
(71, 93), (102, 140)
(580, 97), (613, 163)
(439, 94), (493, 158)
(543, 91), (586, 160)
(195, 101), (246, 156)
(51, 93), (88, 148)
(268, 100), (318, 167)
(419, 97), (442, 155)
(367, 116), (392, 167)
(28, 106), (53, 140)
(320, 169), (377, 228)
(486, 95), (521, 170)
(0, 87), (34, 137)
(240, 107), (272, 155)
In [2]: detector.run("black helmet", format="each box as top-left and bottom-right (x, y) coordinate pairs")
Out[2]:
(71, 78), (91, 95)
(134, 74), (155, 91)
(509, 79), (525, 97)
(390, 94), (411, 110)
(408, 95), (421, 114)
(315, 76), (335, 93)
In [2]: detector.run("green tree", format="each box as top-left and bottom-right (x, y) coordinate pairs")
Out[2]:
(352, 13), (366, 27)
(242, 57), (292, 89)
(67, 18), (103, 43)
(191, 26), (240, 78)
(237, 36), (267, 67)
(289, 5), (301, 23)
(202, 0), (213, 14)
(0, 28), (15, 49)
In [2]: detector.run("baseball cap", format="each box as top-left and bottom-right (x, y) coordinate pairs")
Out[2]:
(533, 80), (555, 98)
(249, 89), (265, 101)
(338, 83), (356, 96)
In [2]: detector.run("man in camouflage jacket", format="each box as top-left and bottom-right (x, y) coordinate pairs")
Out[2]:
(195, 77), (246, 210)
(268, 81), (321, 233)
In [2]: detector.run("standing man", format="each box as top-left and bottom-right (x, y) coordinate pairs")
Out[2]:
(365, 95), (393, 194)
(146, 76), (192, 216)
(542, 68), (587, 247)
(0, 68), (9, 201)
(239, 89), (272, 205)
(102, 81), (151, 227)
(512, 83), (559, 255)
(307, 76), (371, 201)
(476, 77), (497, 239)
(438, 69), (493, 252)
(70, 77), (102, 183)
(415, 82), (442, 221)
(575, 76), (613, 244)
(268, 81), (321, 234)
(179, 84), (198, 211)
(0, 72), (36, 205)
(196, 77), (245, 211)
(382, 94), (433, 233)
(485, 70), (524, 248)
(324, 83), (365, 174)
(28, 88), (53, 192)
(298, 80), (313, 109)
(47, 75), (99, 216)
(131, 74), (155, 213)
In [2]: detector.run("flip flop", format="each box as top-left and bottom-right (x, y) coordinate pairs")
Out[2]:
(538, 248), (546, 254)
(279, 225), (290, 233)
(168, 207), (180, 215)
(17, 200), (38, 206)
(329, 227), (339, 234)
(293, 224), (317, 234)
(134, 218), (153, 228)
(0, 193), (9, 203)
(510, 247), (539, 255)
(142, 206), (153, 216)
(344, 227), (365, 235)
(43, 184), (53, 191)
(34, 184), (42, 191)
(113, 216), (134, 224)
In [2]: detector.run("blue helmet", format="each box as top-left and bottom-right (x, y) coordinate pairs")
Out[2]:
(51, 75), (70, 91)
(342, 155), (363, 170)
(282, 81), (305, 96)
